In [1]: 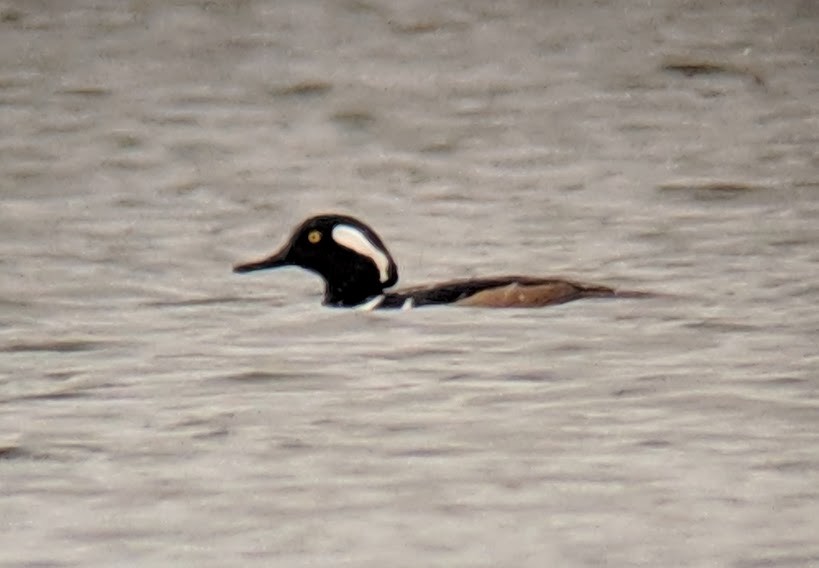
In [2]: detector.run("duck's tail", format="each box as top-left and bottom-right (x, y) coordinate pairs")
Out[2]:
(579, 284), (659, 300)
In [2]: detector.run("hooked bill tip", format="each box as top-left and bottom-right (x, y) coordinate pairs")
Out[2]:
(232, 263), (255, 273)
(232, 253), (289, 274)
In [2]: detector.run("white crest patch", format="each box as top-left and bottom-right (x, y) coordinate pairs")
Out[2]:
(357, 295), (384, 311)
(332, 224), (391, 283)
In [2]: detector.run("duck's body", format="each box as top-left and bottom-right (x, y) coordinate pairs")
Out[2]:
(364, 276), (622, 310)
(233, 214), (646, 309)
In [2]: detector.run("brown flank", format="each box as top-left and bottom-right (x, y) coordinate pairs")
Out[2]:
(455, 280), (618, 308)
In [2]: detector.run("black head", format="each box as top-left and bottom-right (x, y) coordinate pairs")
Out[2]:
(233, 214), (399, 306)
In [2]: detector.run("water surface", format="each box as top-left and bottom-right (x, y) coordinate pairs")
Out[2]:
(1, 1), (818, 566)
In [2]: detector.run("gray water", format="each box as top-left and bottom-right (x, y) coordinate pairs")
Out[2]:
(1, 1), (818, 566)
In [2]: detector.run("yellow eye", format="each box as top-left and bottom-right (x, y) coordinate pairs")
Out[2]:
(307, 230), (322, 244)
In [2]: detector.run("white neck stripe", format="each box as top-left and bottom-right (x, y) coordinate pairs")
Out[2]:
(332, 225), (391, 283)
(357, 295), (384, 311)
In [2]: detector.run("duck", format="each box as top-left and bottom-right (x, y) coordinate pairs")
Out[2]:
(233, 214), (648, 309)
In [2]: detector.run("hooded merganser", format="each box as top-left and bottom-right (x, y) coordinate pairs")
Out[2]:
(233, 214), (648, 309)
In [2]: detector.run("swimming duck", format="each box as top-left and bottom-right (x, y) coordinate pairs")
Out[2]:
(233, 214), (646, 309)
